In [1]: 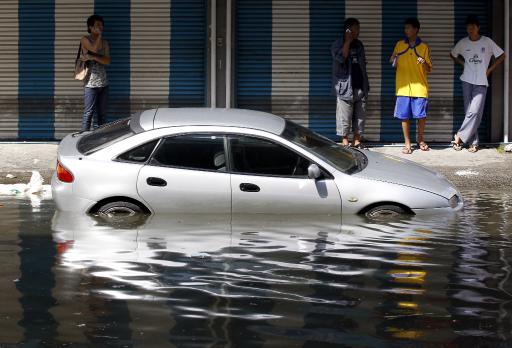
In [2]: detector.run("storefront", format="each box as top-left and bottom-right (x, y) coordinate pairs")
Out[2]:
(0, 0), (508, 142)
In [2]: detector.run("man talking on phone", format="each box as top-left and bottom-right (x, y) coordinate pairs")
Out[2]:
(331, 18), (369, 148)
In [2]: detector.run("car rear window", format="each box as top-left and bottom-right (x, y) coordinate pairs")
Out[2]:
(77, 118), (135, 155)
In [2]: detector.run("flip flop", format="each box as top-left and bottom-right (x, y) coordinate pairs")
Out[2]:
(468, 145), (479, 153)
(402, 147), (412, 154)
(352, 142), (363, 149)
(451, 140), (463, 151)
(417, 142), (430, 151)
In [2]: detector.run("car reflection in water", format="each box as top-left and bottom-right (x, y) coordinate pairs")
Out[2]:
(51, 210), (472, 346)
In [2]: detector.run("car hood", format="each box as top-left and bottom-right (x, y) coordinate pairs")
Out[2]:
(352, 150), (458, 199)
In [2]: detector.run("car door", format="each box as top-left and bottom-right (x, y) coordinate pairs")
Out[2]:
(137, 134), (231, 214)
(228, 135), (342, 215)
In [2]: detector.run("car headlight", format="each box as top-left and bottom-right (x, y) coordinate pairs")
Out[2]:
(449, 194), (460, 208)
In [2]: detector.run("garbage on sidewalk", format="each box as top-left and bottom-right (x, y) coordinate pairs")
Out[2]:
(0, 171), (52, 207)
(504, 144), (512, 152)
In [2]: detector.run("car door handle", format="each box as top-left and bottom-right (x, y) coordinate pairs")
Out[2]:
(240, 183), (260, 192)
(146, 177), (167, 187)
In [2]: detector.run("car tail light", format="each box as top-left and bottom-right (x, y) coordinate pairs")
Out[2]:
(56, 240), (74, 255)
(56, 161), (74, 183)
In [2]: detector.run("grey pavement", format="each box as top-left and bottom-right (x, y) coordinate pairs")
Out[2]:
(0, 143), (510, 191)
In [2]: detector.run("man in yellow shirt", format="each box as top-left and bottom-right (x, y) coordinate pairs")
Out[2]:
(390, 18), (432, 154)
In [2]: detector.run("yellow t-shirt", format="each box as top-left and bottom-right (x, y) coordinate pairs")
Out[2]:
(393, 39), (432, 98)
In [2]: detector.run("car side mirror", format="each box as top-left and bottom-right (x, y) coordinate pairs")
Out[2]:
(307, 164), (322, 180)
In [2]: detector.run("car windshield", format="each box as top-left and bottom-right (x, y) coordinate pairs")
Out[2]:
(77, 118), (135, 155)
(281, 121), (358, 173)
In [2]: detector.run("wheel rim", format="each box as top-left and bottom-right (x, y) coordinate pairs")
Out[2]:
(101, 206), (137, 217)
(367, 209), (401, 218)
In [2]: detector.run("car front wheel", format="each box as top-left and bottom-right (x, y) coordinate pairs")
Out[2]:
(364, 204), (408, 218)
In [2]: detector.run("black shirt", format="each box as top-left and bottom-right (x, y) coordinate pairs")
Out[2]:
(349, 41), (364, 90)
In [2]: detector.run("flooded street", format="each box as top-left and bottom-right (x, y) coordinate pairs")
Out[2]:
(0, 190), (511, 347)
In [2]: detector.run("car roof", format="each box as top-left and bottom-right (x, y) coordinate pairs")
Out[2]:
(133, 108), (287, 135)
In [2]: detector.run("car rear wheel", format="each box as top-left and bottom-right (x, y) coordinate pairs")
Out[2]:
(364, 204), (408, 218)
(96, 201), (144, 217)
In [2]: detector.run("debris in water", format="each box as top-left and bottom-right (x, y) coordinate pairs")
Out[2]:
(455, 170), (479, 176)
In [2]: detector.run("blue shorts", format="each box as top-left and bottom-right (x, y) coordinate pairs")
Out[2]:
(394, 97), (428, 120)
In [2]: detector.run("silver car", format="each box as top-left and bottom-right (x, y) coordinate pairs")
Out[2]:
(52, 108), (463, 217)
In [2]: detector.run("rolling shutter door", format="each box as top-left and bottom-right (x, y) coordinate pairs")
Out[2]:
(0, 0), (208, 141)
(168, 0), (208, 107)
(235, 0), (273, 114)
(0, 1), (19, 139)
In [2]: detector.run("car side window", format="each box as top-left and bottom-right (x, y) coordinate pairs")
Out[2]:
(229, 136), (310, 177)
(150, 134), (227, 172)
(117, 139), (159, 163)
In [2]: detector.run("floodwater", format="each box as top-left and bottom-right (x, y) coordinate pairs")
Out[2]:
(0, 190), (511, 347)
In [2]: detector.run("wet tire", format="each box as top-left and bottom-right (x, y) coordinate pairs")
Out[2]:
(364, 205), (408, 218)
(96, 201), (144, 217)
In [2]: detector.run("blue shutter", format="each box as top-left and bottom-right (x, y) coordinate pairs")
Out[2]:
(169, 0), (208, 107)
(235, 0), (273, 112)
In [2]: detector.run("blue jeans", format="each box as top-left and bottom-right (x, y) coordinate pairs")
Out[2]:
(82, 86), (108, 131)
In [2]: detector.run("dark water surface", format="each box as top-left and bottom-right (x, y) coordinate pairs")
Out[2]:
(0, 191), (511, 347)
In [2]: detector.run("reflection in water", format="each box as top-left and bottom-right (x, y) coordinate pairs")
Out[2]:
(0, 191), (511, 346)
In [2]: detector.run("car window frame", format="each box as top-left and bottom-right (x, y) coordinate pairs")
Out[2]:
(114, 138), (162, 165)
(145, 133), (230, 174)
(114, 130), (333, 179)
(225, 134), (332, 180)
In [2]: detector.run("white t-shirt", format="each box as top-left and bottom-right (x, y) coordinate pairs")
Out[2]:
(451, 36), (504, 87)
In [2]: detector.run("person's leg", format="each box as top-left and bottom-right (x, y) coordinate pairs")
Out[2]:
(468, 85), (487, 152)
(81, 87), (97, 132)
(401, 120), (411, 152)
(456, 82), (487, 145)
(417, 118), (427, 142)
(394, 97), (412, 153)
(336, 97), (353, 146)
(454, 82), (472, 145)
(95, 86), (109, 127)
(352, 89), (366, 147)
(413, 98), (429, 151)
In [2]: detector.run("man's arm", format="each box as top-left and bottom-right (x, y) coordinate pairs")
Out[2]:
(331, 38), (347, 64)
(80, 35), (102, 54)
(86, 41), (111, 65)
(424, 46), (433, 73)
(487, 53), (506, 76)
(450, 53), (465, 67)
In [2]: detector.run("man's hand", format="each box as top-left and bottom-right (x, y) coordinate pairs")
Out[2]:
(341, 30), (354, 59)
(344, 29), (354, 43)
(80, 52), (91, 62)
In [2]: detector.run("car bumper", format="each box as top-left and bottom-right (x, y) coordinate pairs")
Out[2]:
(51, 173), (95, 213)
(412, 203), (464, 215)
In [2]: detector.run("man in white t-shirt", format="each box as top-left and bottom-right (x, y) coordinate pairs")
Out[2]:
(450, 15), (505, 153)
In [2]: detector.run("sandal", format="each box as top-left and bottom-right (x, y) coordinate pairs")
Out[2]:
(402, 146), (413, 154)
(451, 134), (463, 151)
(468, 145), (479, 153)
(417, 142), (430, 151)
(352, 142), (363, 149)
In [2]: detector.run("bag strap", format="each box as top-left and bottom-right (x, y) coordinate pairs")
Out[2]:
(76, 42), (82, 60)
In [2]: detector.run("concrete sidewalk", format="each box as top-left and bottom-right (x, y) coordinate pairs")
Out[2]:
(0, 143), (510, 191)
